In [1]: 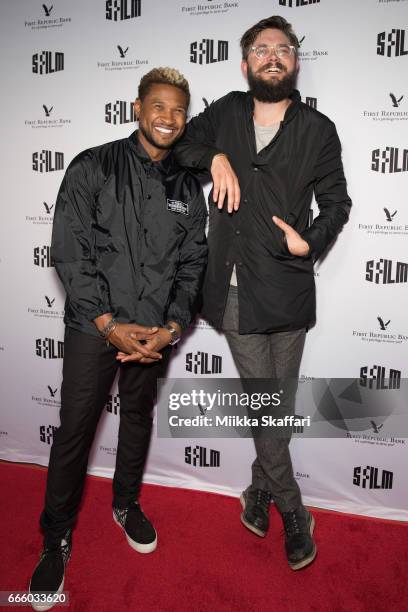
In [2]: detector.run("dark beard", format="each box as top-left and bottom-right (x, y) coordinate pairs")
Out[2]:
(247, 64), (297, 103)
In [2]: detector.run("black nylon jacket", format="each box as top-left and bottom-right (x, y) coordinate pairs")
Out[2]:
(175, 90), (351, 333)
(51, 132), (208, 337)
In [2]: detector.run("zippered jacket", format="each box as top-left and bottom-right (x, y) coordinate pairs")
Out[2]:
(51, 132), (208, 337)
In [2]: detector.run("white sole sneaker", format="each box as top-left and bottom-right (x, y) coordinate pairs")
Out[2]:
(29, 578), (64, 612)
(113, 512), (157, 553)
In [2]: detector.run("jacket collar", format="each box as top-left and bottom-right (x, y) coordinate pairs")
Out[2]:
(244, 89), (301, 125)
(128, 130), (175, 174)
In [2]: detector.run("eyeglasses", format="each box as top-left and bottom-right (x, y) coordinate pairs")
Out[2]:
(249, 44), (296, 60)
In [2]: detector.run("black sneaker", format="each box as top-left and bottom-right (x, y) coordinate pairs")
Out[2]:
(113, 501), (157, 553)
(29, 530), (71, 611)
(281, 506), (317, 570)
(240, 487), (272, 537)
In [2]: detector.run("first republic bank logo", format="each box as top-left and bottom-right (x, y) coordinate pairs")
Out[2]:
(24, 6), (71, 30)
(106, 0), (141, 21)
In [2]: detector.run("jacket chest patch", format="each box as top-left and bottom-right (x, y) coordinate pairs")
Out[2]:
(167, 198), (189, 216)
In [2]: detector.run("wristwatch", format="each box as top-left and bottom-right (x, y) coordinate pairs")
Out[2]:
(164, 323), (181, 346)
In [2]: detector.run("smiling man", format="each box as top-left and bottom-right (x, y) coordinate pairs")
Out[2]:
(29, 67), (207, 609)
(176, 16), (351, 570)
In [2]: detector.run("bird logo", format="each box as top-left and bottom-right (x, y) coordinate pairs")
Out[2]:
(383, 207), (397, 222)
(202, 97), (214, 109)
(389, 93), (403, 108)
(43, 202), (54, 214)
(42, 105), (53, 117)
(198, 403), (207, 416)
(45, 296), (55, 308)
(117, 45), (129, 58)
(47, 385), (58, 397)
(370, 420), (383, 434)
(298, 36), (305, 47)
(42, 4), (53, 17)
(377, 316), (390, 331)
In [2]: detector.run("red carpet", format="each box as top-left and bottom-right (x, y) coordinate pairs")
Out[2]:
(0, 462), (406, 611)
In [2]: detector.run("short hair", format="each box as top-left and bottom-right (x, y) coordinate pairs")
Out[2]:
(138, 67), (190, 107)
(240, 15), (300, 60)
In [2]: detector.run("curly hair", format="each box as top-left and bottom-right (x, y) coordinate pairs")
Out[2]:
(138, 67), (190, 106)
(240, 16), (300, 60)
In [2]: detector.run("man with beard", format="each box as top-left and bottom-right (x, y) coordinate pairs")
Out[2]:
(176, 16), (351, 570)
(29, 67), (207, 609)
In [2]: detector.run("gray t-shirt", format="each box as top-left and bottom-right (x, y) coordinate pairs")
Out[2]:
(230, 120), (280, 287)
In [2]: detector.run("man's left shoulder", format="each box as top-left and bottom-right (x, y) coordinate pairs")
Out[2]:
(298, 101), (336, 130)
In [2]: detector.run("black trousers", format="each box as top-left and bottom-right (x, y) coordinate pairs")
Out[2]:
(40, 327), (171, 541)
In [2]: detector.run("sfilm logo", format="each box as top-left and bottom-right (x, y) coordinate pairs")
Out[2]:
(190, 40), (228, 64)
(40, 424), (58, 445)
(32, 52), (64, 75)
(353, 466), (393, 490)
(36, 338), (64, 359)
(106, 393), (120, 415)
(186, 351), (222, 374)
(32, 150), (64, 173)
(105, 101), (135, 125)
(371, 148), (408, 173)
(33, 246), (52, 268)
(377, 29), (408, 57)
(185, 445), (220, 467)
(360, 365), (401, 389)
(365, 259), (408, 284)
(305, 97), (317, 109)
(106, 0), (141, 21)
(279, 0), (320, 6)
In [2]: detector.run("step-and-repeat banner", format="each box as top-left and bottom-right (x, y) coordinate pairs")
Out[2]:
(0, 0), (407, 520)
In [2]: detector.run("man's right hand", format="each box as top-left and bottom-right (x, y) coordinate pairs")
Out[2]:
(94, 314), (161, 360)
(108, 323), (162, 360)
(210, 154), (240, 213)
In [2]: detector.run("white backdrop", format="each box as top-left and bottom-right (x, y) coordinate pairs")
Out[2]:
(0, 0), (407, 520)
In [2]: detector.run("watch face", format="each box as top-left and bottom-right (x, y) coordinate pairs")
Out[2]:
(165, 324), (180, 345)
